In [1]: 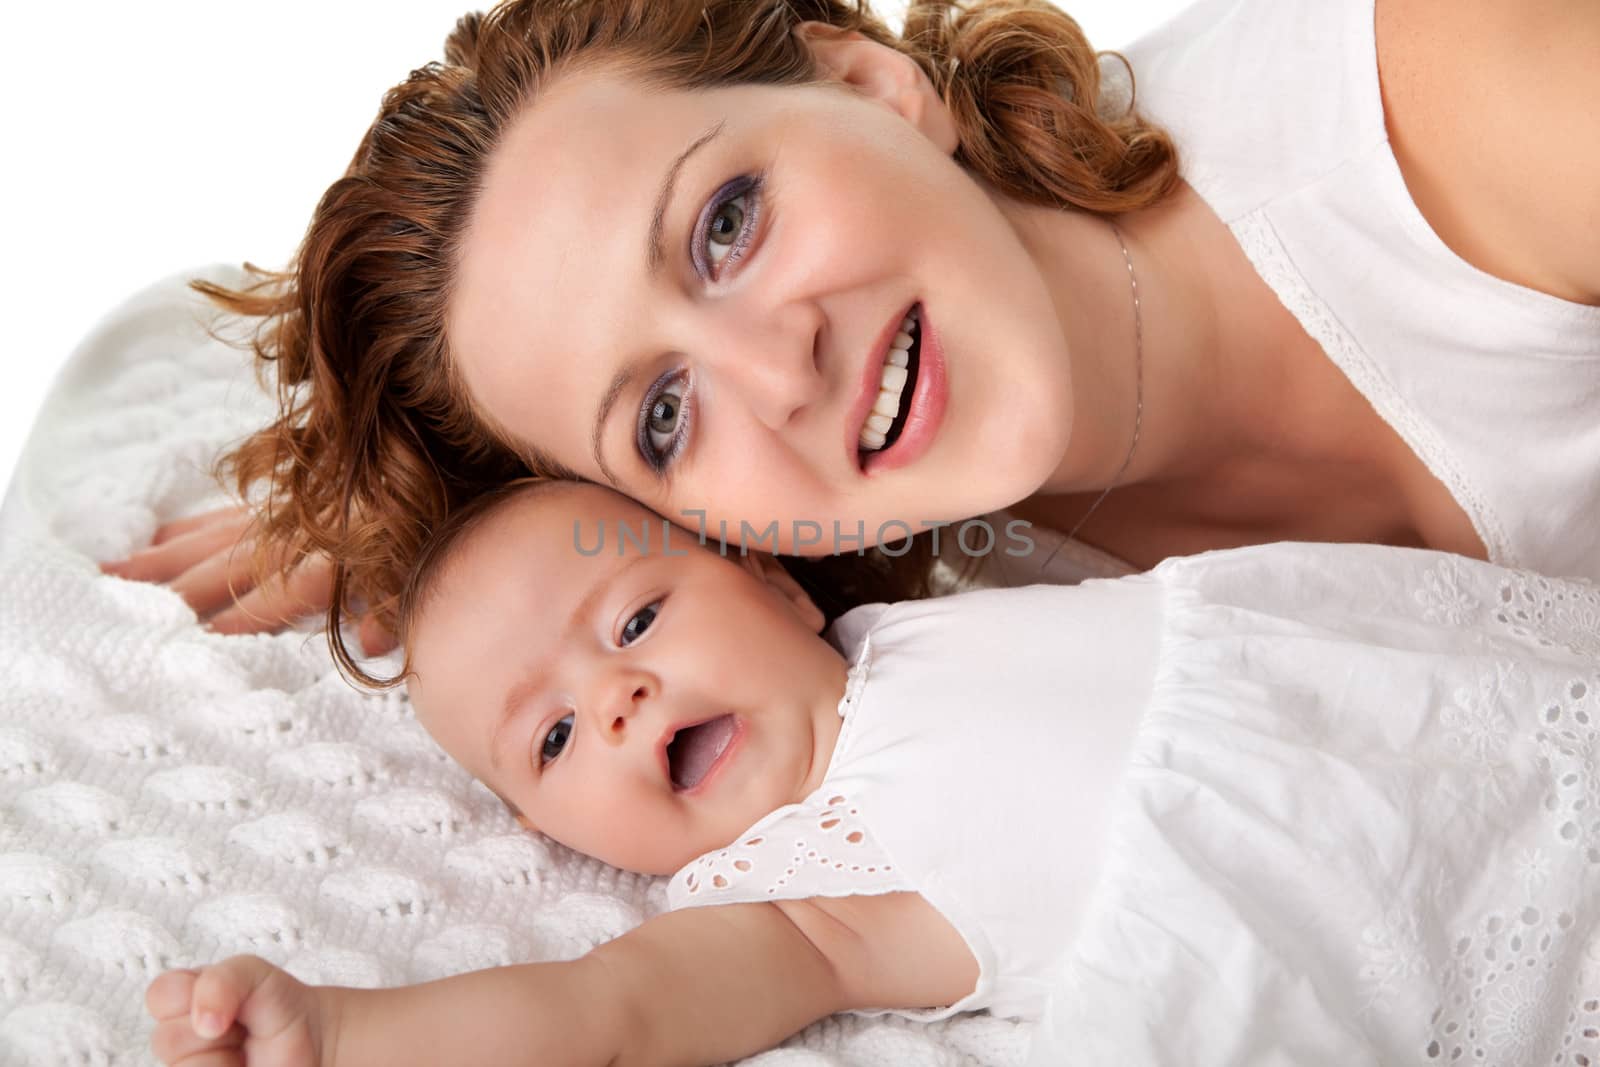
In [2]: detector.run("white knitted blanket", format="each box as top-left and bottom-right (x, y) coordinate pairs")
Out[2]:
(0, 268), (1030, 1067)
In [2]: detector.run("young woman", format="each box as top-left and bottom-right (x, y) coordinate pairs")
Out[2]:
(105, 0), (1600, 677)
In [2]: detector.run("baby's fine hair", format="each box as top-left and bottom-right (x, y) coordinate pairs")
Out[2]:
(391, 478), (576, 688)
(200, 0), (1180, 686)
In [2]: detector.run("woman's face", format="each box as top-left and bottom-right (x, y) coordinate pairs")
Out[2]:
(449, 33), (1077, 553)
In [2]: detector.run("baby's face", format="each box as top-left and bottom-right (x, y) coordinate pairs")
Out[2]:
(407, 483), (848, 876)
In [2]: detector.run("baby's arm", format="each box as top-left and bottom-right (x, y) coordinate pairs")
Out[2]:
(148, 891), (974, 1066)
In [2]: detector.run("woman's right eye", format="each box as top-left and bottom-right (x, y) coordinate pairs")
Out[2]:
(638, 372), (691, 471)
(539, 713), (574, 766)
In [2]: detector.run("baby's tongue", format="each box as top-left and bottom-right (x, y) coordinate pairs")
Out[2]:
(670, 715), (736, 790)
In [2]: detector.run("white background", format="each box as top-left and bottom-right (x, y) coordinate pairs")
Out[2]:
(2, 0), (1188, 499)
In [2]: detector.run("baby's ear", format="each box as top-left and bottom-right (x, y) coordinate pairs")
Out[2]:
(742, 552), (827, 634)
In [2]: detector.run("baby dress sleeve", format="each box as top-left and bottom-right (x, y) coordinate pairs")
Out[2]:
(666, 792), (982, 1023)
(666, 791), (912, 909)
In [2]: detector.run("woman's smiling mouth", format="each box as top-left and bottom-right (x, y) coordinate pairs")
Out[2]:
(851, 302), (949, 477)
(857, 304), (921, 455)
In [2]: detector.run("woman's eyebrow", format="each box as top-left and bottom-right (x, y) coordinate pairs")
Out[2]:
(645, 119), (726, 274)
(591, 366), (632, 486)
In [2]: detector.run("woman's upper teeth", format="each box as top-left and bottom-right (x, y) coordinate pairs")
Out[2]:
(859, 308), (919, 452)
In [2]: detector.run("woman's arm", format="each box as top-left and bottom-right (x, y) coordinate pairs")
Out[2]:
(148, 892), (976, 1066)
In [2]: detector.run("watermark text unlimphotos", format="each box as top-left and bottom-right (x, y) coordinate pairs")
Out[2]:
(572, 511), (1036, 559)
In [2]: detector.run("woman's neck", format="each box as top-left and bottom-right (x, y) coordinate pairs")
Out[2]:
(1003, 182), (1340, 497)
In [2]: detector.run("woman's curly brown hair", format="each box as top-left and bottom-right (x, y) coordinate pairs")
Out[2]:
(199, 0), (1179, 686)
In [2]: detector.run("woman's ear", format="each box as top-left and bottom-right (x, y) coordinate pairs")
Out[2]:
(794, 22), (959, 154)
(741, 552), (827, 634)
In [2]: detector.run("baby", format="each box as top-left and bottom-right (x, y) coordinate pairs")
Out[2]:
(147, 480), (1600, 1066)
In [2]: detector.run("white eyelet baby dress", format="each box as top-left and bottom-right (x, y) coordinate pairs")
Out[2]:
(669, 542), (1600, 1065)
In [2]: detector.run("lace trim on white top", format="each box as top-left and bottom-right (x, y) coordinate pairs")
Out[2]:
(1229, 210), (1514, 567)
(667, 638), (914, 910)
(667, 791), (908, 908)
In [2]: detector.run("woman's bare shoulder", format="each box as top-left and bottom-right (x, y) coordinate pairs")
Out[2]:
(1377, 0), (1600, 304)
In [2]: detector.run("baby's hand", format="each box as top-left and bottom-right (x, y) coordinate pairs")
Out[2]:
(146, 956), (330, 1067)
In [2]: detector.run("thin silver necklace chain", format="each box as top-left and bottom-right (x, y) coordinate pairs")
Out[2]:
(1061, 220), (1145, 546)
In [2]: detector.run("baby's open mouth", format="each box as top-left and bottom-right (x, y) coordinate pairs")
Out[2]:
(667, 715), (738, 792)
(857, 304), (922, 461)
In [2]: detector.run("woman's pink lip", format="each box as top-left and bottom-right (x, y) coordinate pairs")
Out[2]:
(862, 303), (946, 475)
(846, 302), (920, 472)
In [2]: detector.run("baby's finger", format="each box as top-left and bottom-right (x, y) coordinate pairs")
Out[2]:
(153, 506), (250, 546)
(193, 954), (310, 1044)
(172, 1053), (245, 1067)
(150, 1015), (242, 1065)
(145, 969), (200, 1020)
(189, 955), (277, 1040)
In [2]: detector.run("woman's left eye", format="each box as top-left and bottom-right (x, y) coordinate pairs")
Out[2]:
(620, 602), (660, 646)
(540, 713), (574, 766)
(695, 175), (764, 280)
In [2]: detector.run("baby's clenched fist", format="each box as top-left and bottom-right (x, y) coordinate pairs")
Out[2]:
(146, 955), (330, 1067)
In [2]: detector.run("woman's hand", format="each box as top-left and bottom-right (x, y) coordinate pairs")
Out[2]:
(101, 506), (393, 654)
(146, 956), (334, 1067)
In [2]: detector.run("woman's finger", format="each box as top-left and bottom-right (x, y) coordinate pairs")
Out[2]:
(358, 612), (397, 657)
(103, 512), (254, 585)
(167, 545), (263, 622)
(152, 505), (251, 547)
(207, 555), (336, 636)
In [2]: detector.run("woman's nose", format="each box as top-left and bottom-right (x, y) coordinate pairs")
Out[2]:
(703, 306), (826, 431)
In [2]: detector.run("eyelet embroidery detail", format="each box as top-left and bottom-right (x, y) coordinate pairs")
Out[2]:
(1491, 572), (1600, 660)
(1426, 907), (1600, 1064)
(1393, 558), (1600, 1062)
(668, 792), (908, 909)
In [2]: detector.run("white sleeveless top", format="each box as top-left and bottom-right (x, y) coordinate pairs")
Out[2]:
(668, 544), (1600, 1063)
(1121, 0), (1600, 581)
(986, 0), (1600, 588)
(668, 580), (1163, 1023)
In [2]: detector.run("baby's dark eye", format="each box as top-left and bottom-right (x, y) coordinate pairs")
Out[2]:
(620, 603), (659, 646)
(540, 713), (574, 766)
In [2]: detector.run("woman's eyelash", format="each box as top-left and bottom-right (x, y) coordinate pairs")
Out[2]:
(636, 371), (693, 474)
(692, 173), (765, 281)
